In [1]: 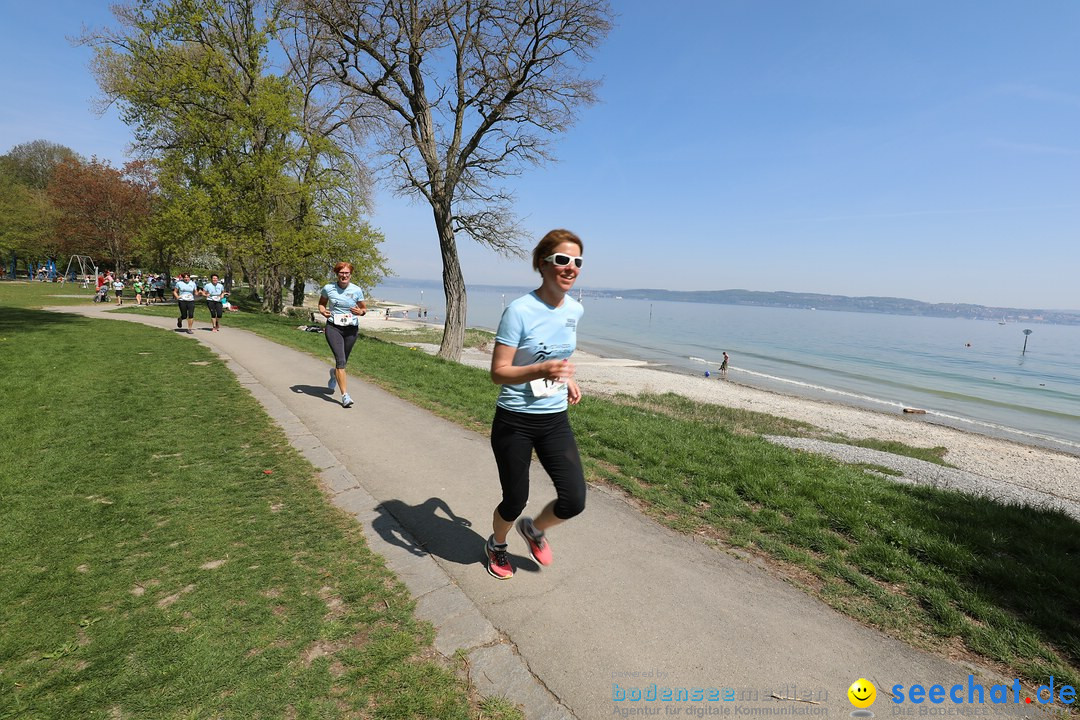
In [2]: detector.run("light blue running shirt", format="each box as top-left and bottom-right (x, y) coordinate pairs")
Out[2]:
(203, 282), (225, 300)
(174, 280), (197, 301)
(494, 291), (584, 413)
(320, 282), (365, 315)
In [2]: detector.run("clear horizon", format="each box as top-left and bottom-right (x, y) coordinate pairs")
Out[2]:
(377, 277), (1080, 313)
(3, 1), (1078, 309)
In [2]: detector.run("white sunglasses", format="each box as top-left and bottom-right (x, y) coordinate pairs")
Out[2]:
(543, 252), (583, 269)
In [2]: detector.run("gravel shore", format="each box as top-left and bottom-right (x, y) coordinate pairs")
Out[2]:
(363, 315), (1080, 516)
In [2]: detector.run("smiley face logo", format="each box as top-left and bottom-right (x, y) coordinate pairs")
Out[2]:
(848, 678), (876, 708)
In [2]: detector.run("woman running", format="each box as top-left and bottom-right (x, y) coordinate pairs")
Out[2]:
(319, 262), (366, 408)
(485, 229), (586, 579)
(173, 272), (198, 333)
(112, 275), (125, 306)
(201, 274), (227, 332)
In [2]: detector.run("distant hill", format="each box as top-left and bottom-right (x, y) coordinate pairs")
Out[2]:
(377, 279), (1079, 326)
(601, 288), (1080, 326)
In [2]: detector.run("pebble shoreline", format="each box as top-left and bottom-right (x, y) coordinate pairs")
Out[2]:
(363, 314), (1080, 515)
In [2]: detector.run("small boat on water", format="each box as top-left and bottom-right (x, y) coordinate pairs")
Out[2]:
(998, 316), (1006, 325)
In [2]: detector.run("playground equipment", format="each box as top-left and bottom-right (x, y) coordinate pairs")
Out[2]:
(64, 255), (98, 287)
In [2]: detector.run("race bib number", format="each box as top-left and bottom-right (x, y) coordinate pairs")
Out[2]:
(179, 292), (194, 301)
(528, 377), (566, 398)
(332, 313), (357, 327)
(210, 294), (222, 301)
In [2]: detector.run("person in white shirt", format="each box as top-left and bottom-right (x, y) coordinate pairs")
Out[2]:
(112, 276), (125, 305)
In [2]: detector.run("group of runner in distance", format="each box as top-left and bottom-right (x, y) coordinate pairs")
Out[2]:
(159, 229), (586, 580)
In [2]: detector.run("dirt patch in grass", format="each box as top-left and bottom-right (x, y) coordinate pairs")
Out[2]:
(156, 583), (196, 609)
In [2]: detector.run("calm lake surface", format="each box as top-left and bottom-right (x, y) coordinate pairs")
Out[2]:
(374, 284), (1080, 454)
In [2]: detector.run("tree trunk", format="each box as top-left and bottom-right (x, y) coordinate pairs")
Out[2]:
(157, 246), (171, 290)
(241, 256), (261, 301)
(434, 205), (466, 361)
(262, 267), (284, 313)
(291, 275), (305, 306)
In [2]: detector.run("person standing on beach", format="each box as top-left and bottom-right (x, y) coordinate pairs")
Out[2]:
(484, 229), (587, 580)
(720, 352), (729, 380)
(319, 262), (366, 408)
(173, 272), (198, 334)
(201, 274), (227, 332)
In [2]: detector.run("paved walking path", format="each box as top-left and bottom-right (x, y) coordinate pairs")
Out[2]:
(53, 303), (1034, 719)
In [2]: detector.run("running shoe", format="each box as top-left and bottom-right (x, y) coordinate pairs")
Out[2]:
(341, 393), (354, 408)
(177, 317), (183, 328)
(328, 368), (337, 391)
(516, 517), (552, 566)
(485, 537), (514, 579)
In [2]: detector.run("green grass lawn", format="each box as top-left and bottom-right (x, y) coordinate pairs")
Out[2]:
(0, 297), (520, 719)
(0, 278), (101, 307)
(109, 297), (1079, 693)
(11, 282), (1080, 695)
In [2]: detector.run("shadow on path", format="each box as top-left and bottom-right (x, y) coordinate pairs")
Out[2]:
(373, 497), (539, 573)
(289, 384), (339, 404)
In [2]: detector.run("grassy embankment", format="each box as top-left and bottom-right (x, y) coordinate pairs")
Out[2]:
(17, 280), (1080, 695)
(0, 282), (521, 719)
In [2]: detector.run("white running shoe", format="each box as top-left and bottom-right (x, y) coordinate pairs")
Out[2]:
(328, 368), (337, 391)
(341, 393), (354, 408)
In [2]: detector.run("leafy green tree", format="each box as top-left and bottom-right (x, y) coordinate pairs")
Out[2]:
(84, 0), (387, 312)
(0, 166), (58, 264)
(0, 140), (78, 271)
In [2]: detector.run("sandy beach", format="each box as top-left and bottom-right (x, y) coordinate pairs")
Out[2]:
(359, 310), (1080, 507)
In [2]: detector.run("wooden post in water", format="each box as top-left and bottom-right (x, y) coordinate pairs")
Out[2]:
(1022, 328), (1032, 355)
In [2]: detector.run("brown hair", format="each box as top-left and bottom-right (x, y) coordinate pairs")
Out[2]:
(531, 229), (583, 272)
(333, 261), (354, 274)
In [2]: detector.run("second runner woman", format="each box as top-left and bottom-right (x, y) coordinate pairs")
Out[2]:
(319, 262), (366, 408)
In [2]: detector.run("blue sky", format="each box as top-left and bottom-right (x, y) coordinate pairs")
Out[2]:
(2, 1), (1078, 309)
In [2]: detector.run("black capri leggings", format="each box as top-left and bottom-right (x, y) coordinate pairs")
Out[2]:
(490, 406), (586, 523)
(177, 300), (195, 320)
(206, 300), (223, 319)
(324, 322), (359, 369)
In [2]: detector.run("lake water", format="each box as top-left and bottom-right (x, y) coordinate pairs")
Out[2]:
(374, 283), (1080, 454)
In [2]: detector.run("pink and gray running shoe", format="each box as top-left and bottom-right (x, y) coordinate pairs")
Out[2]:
(485, 537), (514, 579)
(515, 517), (552, 566)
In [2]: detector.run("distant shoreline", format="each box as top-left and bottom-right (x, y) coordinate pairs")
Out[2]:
(360, 314), (1080, 501)
(373, 281), (1080, 327)
(368, 292), (1080, 456)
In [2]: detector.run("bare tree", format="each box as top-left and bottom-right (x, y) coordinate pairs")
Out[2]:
(300, 0), (612, 360)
